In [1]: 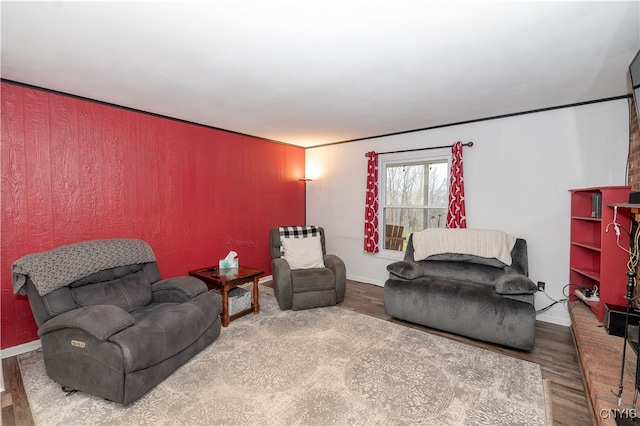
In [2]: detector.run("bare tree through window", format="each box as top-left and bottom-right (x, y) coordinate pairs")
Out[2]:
(383, 159), (448, 251)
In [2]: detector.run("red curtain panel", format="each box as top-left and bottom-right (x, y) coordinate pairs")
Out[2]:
(447, 141), (467, 228)
(364, 151), (379, 253)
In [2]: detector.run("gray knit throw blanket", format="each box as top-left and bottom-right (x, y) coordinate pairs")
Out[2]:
(12, 239), (156, 296)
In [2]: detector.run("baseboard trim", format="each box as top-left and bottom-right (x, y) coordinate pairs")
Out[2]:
(1, 339), (41, 392)
(261, 273), (385, 287)
(259, 275), (272, 284)
(2, 340), (41, 359)
(346, 274), (384, 287)
(536, 312), (571, 327)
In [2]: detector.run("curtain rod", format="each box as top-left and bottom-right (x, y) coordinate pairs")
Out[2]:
(364, 141), (473, 157)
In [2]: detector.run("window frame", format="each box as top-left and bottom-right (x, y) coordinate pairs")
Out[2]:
(376, 148), (451, 260)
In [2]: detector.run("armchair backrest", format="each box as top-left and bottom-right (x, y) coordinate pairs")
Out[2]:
(26, 262), (162, 327)
(269, 226), (327, 260)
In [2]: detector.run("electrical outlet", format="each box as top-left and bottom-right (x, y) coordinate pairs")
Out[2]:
(537, 281), (545, 291)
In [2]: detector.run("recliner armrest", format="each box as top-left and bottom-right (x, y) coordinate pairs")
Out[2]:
(323, 255), (345, 274)
(38, 305), (134, 341)
(495, 274), (537, 295)
(151, 276), (207, 303)
(386, 260), (422, 280)
(272, 257), (291, 274)
(272, 258), (293, 310)
(324, 255), (347, 302)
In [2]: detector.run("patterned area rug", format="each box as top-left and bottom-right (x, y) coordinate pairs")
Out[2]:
(19, 285), (550, 425)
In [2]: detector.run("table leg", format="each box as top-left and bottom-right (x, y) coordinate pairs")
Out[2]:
(252, 276), (260, 314)
(221, 288), (230, 327)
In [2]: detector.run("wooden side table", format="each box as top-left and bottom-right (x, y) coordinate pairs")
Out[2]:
(189, 265), (264, 327)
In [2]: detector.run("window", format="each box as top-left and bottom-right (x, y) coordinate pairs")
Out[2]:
(380, 151), (450, 253)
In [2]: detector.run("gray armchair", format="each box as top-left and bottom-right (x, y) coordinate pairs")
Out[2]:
(13, 238), (222, 405)
(269, 227), (346, 310)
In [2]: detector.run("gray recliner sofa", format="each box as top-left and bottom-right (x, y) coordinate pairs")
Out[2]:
(13, 238), (222, 405)
(384, 232), (537, 351)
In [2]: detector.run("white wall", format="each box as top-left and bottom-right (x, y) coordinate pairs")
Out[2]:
(305, 99), (630, 326)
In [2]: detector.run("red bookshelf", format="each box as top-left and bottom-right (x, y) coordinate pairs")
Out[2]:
(569, 186), (631, 322)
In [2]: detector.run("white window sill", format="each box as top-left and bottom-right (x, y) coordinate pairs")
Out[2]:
(374, 250), (406, 262)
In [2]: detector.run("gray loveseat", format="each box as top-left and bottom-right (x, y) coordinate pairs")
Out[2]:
(13, 238), (222, 405)
(384, 231), (537, 351)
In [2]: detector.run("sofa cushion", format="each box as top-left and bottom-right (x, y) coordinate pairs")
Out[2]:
(38, 304), (135, 341)
(384, 277), (536, 350)
(388, 259), (504, 286)
(110, 290), (219, 373)
(32, 283), (77, 320)
(70, 269), (152, 312)
(291, 268), (335, 292)
(495, 274), (537, 295)
(424, 252), (507, 268)
(282, 235), (325, 270)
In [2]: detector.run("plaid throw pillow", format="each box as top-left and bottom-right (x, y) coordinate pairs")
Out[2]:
(278, 226), (321, 254)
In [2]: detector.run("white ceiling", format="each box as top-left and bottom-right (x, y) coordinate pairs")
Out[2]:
(2, 1), (639, 147)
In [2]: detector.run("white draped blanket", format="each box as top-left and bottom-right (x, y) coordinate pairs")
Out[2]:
(412, 228), (517, 265)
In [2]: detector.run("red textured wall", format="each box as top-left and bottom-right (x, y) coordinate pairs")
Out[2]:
(1, 82), (305, 349)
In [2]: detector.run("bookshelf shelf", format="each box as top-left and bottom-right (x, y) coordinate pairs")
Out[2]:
(569, 186), (631, 322)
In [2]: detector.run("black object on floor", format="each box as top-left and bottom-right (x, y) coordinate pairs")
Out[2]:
(615, 415), (640, 425)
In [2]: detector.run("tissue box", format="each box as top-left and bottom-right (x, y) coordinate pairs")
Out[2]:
(219, 258), (239, 269)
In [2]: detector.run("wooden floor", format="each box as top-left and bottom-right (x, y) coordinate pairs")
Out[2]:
(2, 280), (591, 426)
